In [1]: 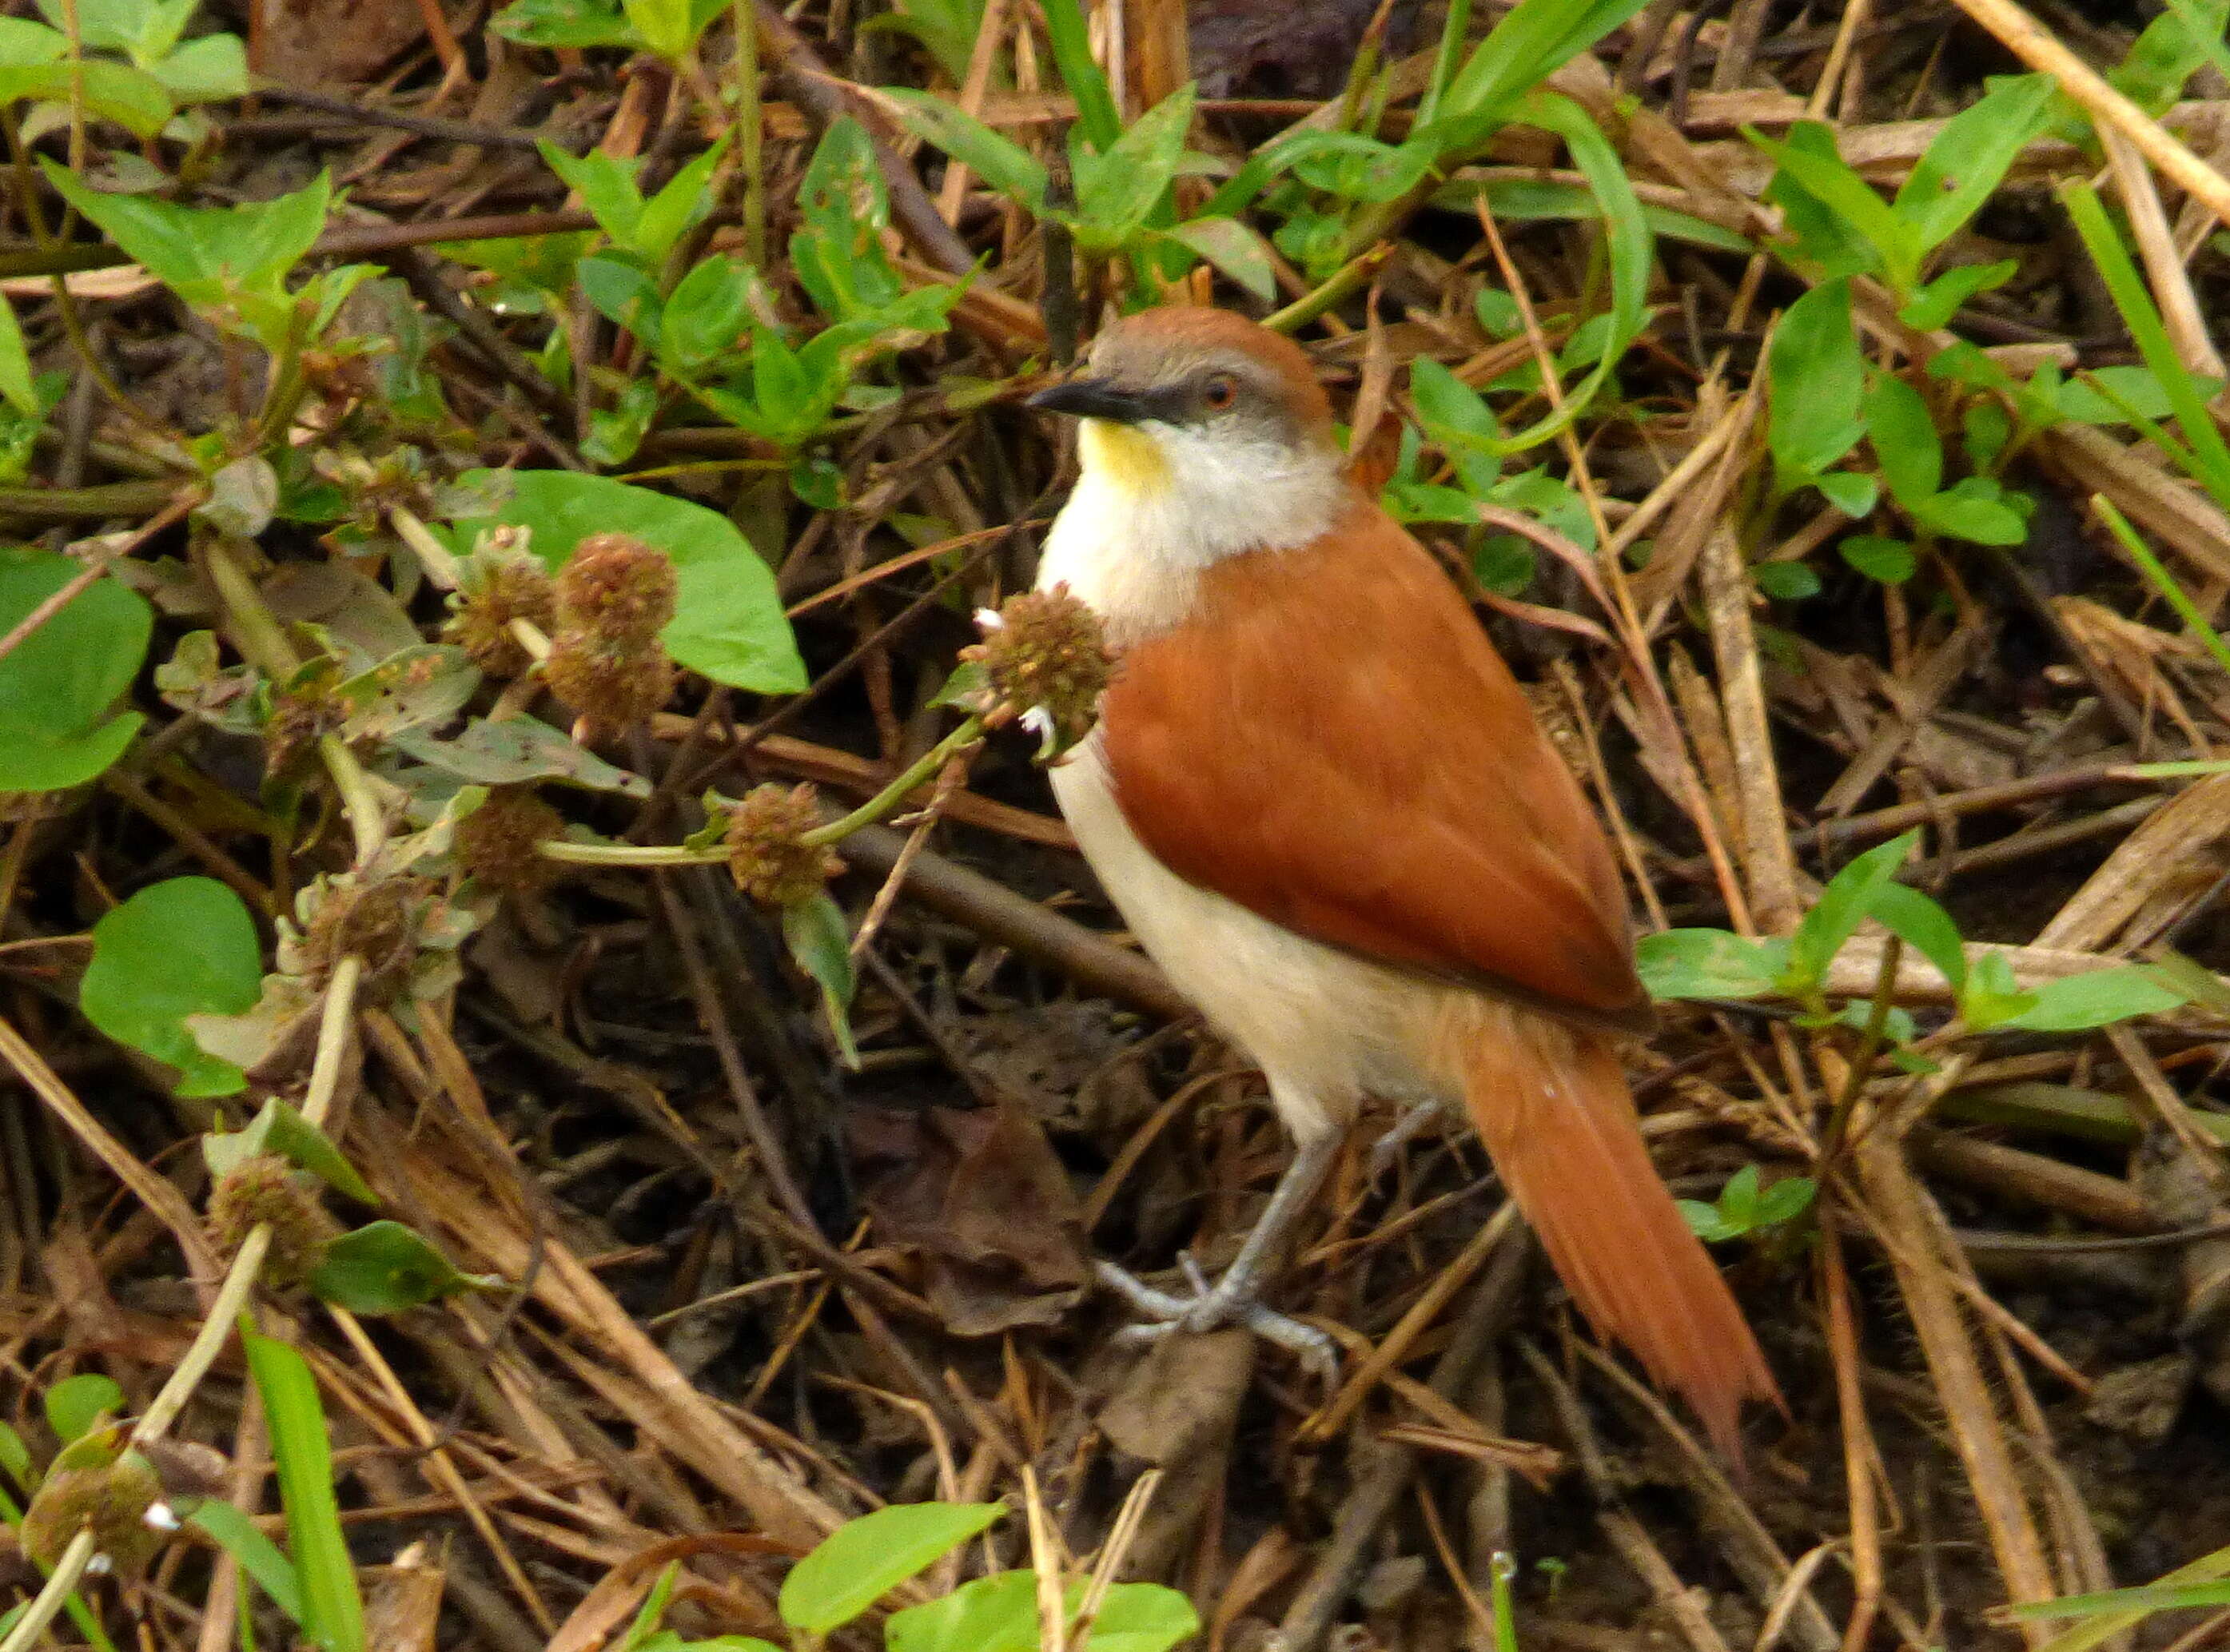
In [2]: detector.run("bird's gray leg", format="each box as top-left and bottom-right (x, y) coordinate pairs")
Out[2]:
(1095, 1125), (1342, 1371)
(1366, 1085), (1456, 1179)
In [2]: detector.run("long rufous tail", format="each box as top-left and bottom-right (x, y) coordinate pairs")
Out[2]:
(1453, 1006), (1780, 1459)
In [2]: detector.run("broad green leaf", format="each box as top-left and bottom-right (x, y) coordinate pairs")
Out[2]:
(1767, 277), (1866, 481)
(1789, 830), (1917, 992)
(1914, 477), (2028, 545)
(633, 130), (731, 265)
(81, 877), (260, 1097)
(620, 0), (695, 57)
(0, 59), (172, 136)
(783, 893), (858, 1066)
(1814, 470), (1878, 518)
(1161, 217), (1276, 301)
(0, 18), (65, 68)
(308, 1221), (478, 1314)
(1088, 1582), (1201, 1652)
(189, 1501), (306, 1628)
(149, 33), (251, 103)
(45, 1373), (123, 1445)
(245, 1332), (364, 1652)
(1635, 929), (1790, 1001)
(492, 0), (641, 46)
(779, 1503), (1005, 1634)
(880, 89), (1049, 209)
(1894, 75), (2054, 255)
(660, 254), (752, 372)
(1840, 534), (1917, 584)
(2114, 0), (2230, 113)
(1761, 122), (1881, 281)
(2000, 966), (2188, 1033)
(887, 1569), (1038, 1652)
(448, 470), (806, 693)
(1865, 373), (1942, 506)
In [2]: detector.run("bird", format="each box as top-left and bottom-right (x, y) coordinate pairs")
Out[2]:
(1025, 304), (1778, 1456)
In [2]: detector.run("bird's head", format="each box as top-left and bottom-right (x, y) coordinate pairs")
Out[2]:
(1029, 309), (1345, 542)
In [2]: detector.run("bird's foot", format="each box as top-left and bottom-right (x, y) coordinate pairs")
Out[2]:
(1366, 1096), (1453, 1179)
(1093, 1256), (1336, 1375)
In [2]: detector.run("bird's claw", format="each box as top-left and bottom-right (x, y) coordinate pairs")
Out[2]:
(1093, 1257), (1337, 1375)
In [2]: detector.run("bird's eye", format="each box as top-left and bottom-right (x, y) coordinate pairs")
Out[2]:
(1201, 375), (1237, 411)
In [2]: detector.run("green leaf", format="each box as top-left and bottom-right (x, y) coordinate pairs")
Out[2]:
(1868, 881), (1965, 991)
(1756, 1175), (1818, 1227)
(80, 877), (261, 1097)
(539, 141), (646, 248)
(492, 0), (640, 46)
(0, 546), (151, 792)
(189, 1500), (307, 1629)
(255, 1098), (376, 1206)
(0, 59), (173, 136)
(1789, 830), (1918, 993)
(888, 1569), (1038, 1652)
(1748, 121), (1920, 292)
(45, 1373), (123, 1445)
(1161, 216), (1276, 301)
(634, 130), (731, 265)
(43, 165), (328, 311)
(1718, 1164), (1761, 1223)
(448, 470), (806, 694)
(660, 255), (752, 372)
(0, 19), (65, 69)
(0, 1419), (29, 1491)
(245, 1332), (364, 1652)
(0, 293), (35, 417)
(779, 1502), (1006, 1634)
(1760, 122), (1881, 281)
(620, 0), (695, 57)
(1038, 0), (1120, 152)
(1754, 560), (1820, 600)
(1073, 83), (1194, 239)
(1865, 373), (1942, 506)
(1767, 277), (1868, 481)
(1897, 258), (2017, 331)
(1635, 929), (1790, 1001)
(1958, 949), (2037, 1031)
(1914, 476), (2028, 545)
(1814, 469), (1878, 518)
(1894, 75), (2055, 256)
(2056, 364), (2224, 425)
(782, 893), (858, 1067)
(1089, 1582), (1201, 1652)
(1839, 534), (1916, 584)
(149, 32), (252, 103)
(2000, 965), (2188, 1033)
(1431, 0), (1649, 137)
(308, 1221), (478, 1314)
(1679, 1199), (1742, 1242)
(880, 88), (1049, 209)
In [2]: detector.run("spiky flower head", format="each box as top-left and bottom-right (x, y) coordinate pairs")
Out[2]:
(20, 1438), (168, 1574)
(556, 533), (677, 644)
(454, 786), (565, 895)
(959, 586), (1113, 760)
(540, 636), (677, 735)
(444, 551), (556, 679)
(297, 875), (441, 1005)
(205, 1153), (337, 1288)
(724, 783), (843, 908)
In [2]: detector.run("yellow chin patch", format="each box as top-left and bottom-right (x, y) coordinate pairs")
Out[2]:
(1077, 417), (1169, 496)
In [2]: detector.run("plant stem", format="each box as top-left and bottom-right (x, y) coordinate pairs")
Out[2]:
(1264, 245), (1392, 334)
(0, 1531), (98, 1652)
(801, 715), (983, 846)
(133, 1228), (275, 1447)
(731, 0), (765, 267)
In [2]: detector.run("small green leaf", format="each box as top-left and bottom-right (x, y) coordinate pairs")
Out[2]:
(1913, 477), (2028, 545)
(308, 1221), (478, 1314)
(633, 131), (731, 265)
(1865, 373), (1942, 507)
(887, 1569), (1038, 1652)
(788, 453), (842, 510)
(0, 293), (35, 417)
(1789, 831), (1918, 993)
(782, 893), (859, 1067)
(1957, 949), (2037, 1031)
(1161, 216), (1276, 301)
(80, 877), (261, 1097)
(245, 1332), (364, 1652)
(779, 1502), (1006, 1634)
(1718, 1164), (1762, 1223)
(1072, 84), (1195, 240)
(1678, 1199), (1741, 1243)
(0, 1419), (29, 1491)
(881, 88), (1049, 209)
(2000, 965), (2188, 1033)
(149, 33), (252, 103)
(1894, 75), (2055, 256)
(1814, 469), (1878, 518)
(1748, 123), (1919, 292)
(1839, 535), (1917, 584)
(1635, 929), (1790, 1001)
(1767, 277), (1868, 481)
(45, 1373), (123, 1446)
(0, 547), (153, 792)
(1754, 560), (1820, 600)
(1897, 258), (2017, 330)
(256, 1099), (376, 1206)
(1756, 1175), (1818, 1226)
(1869, 881), (1965, 991)
(189, 1500), (306, 1628)
(539, 141), (646, 247)
(1089, 1581), (1201, 1652)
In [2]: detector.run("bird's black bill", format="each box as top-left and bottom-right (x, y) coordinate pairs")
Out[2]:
(1026, 377), (1185, 424)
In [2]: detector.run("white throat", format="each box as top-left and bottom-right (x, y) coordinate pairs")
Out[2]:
(1034, 418), (1348, 641)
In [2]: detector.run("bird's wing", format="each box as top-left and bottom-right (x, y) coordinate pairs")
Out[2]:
(1096, 500), (1651, 1032)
